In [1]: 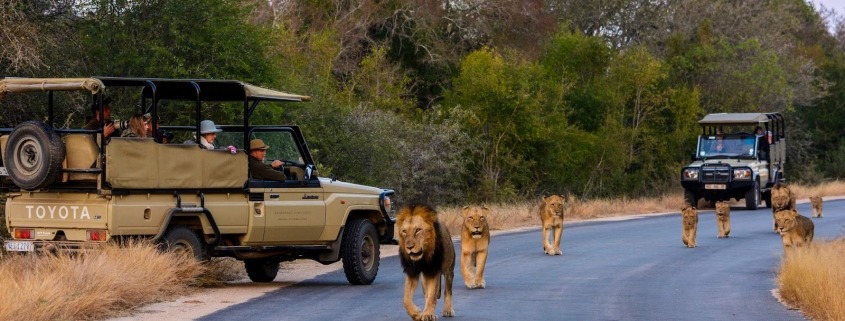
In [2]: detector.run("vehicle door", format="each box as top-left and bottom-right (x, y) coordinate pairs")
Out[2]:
(245, 128), (325, 243)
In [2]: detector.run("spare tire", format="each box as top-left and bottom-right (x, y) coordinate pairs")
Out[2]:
(4, 121), (65, 189)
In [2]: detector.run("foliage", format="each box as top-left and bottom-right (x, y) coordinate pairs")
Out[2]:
(0, 0), (843, 204)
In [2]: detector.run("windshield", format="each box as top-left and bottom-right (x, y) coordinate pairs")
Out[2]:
(697, 134), (758, 158)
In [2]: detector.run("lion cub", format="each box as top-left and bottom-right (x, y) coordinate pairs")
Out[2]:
(810, 196), (823, 218)
(681, 205), (698, 248)
(774, 209), (814, 252)
(461, 205), (490, 289)
(540, 195), (569, 255)
(397, 203), (455, 320)
(715, 201), (731, 238)
(770, 183), (796, 232)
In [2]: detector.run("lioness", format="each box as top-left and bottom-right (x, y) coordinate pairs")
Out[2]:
(397, 203), (455, 320)
(681, 205), (698, 248)
(460, 205), (490, 289)
(810, 196), (824, 218)
(540, 195), (568, 255)
(770, 183), (796, 232)
(774, 209), (814, 252)
(715, 201), (731, 238)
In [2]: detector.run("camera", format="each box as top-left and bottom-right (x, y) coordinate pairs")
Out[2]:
(105, 118), (129, 131)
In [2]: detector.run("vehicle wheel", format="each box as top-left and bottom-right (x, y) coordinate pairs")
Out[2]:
(160, 225), (207, 261)
(245, 258), (280, 282)
(745, 180), (760, 210)
(4, 121), (64, 189)
(341, 219), (380, 285)
(763, 190), (772, 208)
(683, 189), (697, 207)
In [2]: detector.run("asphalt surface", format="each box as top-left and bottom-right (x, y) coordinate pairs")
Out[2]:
(200, 200), (843, 321)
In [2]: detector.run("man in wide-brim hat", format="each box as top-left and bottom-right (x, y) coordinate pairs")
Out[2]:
(248, 139), (286, 181)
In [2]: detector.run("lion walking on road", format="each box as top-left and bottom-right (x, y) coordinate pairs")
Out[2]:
(771, 183), (796, 232)
(540, 195), (569, 255)
(774, 209), (814, 252)
(681, 205), (698, 248)
(460, 205), (490, 289)
(810, 196), (823, 218)
(397, 203), (455, 320)
(715, 201), (731, 238)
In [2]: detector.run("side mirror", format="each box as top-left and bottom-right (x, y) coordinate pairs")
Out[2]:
(690, 152), (696, 162)
(304, 164), (313, 181)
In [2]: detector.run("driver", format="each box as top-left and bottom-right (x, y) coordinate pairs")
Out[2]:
(248, 139), (286, 181)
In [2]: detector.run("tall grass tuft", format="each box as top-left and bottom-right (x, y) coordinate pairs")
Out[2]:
(777, 240), (845, 321)
(0, 239), (204, 320)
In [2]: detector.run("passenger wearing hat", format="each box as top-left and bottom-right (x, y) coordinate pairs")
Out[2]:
(248, 139), (286, 181)
(196, 120), (222, 150)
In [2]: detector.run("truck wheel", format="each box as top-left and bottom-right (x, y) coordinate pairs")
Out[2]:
(245, 259), (280, 282)
(745, 180), (760, 210)
(4, 121), (64, 189)
(341, 219), (380, 285)
(161, 225), (207, 261)
(763, 190), (772, 208)
(683, 190), (697, 207)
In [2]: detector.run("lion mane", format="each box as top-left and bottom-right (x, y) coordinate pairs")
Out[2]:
(540, 195), (569, 255)
(715, 201), (731, 238)
(460, 205), (490, 289)
(397, 203), (455, 320)
(774, 209), (814, 252)
(810, 196), (824, 218)
(770, 183), (796, 232)
(681, 205), (698, 248)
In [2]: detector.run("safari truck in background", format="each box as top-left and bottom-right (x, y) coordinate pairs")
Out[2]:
(680, 113), (785, 210)
(0, 77), (395, 285)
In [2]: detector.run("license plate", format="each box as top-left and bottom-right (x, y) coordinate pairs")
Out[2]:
(0, 167), (7, 176)
(4, 240), (34, 252)
(705, 184), (726, 190)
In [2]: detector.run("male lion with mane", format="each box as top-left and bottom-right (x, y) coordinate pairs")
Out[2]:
(397, 203), (455, 321)
(770, 183), (796, 232)
(774, 209), (814, 252)
(540, 195), (569, 255)
(460, 205), (490, 289)
(681, 205), (698, 248)
(715, 201), (731, 238)
(810, 196), (823, 218)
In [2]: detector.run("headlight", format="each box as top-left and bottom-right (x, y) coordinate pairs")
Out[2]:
(733, 168), (752, 180)
(682, 168), (699, 180)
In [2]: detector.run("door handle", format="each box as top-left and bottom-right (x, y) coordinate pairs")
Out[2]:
(270, 194), (280, 199)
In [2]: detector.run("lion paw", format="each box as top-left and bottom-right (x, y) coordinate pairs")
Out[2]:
(443, 308), (455, 317)
(554, 249), (562, 255)
(464, 280), (475, 288)
(419, 312), (437, 321)
(475, 279), (486, 289)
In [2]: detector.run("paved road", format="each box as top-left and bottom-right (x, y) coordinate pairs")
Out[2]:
(201, 200), (843, 321)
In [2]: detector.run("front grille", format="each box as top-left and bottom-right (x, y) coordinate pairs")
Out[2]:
(701, 165), (731, 183)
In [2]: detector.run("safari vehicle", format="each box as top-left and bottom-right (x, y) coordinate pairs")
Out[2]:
(0, 77), (395, 285)
(680, 113), (785, 210)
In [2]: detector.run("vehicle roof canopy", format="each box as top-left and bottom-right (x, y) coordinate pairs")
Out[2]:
(0, 77), (311, 102)
(698, 113), (781, 126)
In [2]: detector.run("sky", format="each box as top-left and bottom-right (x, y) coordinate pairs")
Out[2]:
(812, 0), (845, 11)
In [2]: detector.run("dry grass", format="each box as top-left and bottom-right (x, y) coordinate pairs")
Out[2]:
(788, 180), (845, 200)
(0, 240), (204, 320)
(777, 240), (845, 321)
(437, 192), (686, 234)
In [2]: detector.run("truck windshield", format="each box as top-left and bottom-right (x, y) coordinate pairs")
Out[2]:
(698, 135), (758, 158)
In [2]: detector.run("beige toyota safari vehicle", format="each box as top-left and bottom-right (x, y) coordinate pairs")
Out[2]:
(0, 77), (396, 284)
(680, 112), (785, 210)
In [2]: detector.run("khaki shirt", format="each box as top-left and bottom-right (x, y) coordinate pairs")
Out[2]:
(248, 155), (286, 181)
